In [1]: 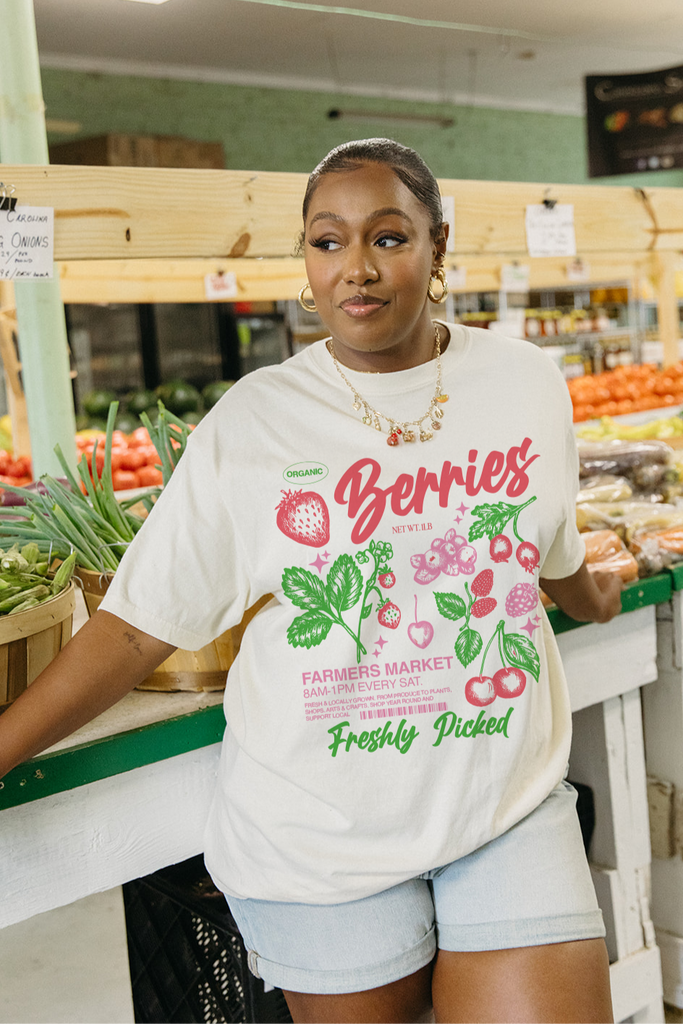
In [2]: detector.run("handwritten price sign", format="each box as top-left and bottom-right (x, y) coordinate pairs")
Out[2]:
(0, 207), (54, 280)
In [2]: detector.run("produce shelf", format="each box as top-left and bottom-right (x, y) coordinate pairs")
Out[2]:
(0, 573), (673, 812)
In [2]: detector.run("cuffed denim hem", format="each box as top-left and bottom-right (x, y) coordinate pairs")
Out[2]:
(436, 909), (606, 952)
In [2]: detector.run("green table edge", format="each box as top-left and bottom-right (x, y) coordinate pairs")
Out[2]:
(0, 702), (226, 811)
(547, 572), (672, 634)
(0, 572), (675, 811)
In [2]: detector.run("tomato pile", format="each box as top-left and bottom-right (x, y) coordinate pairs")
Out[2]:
(0, 452), (32, 488)
(569, 363), (683, 423)
(76, 427), (165, 490)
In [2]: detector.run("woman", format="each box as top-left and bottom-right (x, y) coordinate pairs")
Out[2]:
(0, 139), (622, 1023)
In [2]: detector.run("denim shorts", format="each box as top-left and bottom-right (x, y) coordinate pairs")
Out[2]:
(224, 780), (605, 995)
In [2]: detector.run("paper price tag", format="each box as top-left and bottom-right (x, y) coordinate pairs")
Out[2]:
(566, 258), (591, 283)
(441, 195), (455, 252)
(525, 203), (576, 258)
(446, 266), (467, 290)
(204, 271), (238, 300)
(0, 206), (54, 280)
(500, 263), (530, 292)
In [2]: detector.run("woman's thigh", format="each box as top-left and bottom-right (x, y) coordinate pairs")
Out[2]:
(432, 938), (612, 1023)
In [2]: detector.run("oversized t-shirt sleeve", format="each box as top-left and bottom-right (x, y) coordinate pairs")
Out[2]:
(100, 424), (254, 650)
(539, 404), (585, 581)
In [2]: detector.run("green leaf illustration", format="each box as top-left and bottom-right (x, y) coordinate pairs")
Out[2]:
(326, 553), (363, 612)
(361, 603), (373, 619)
(502, 631), (540, 682)
(282, 566), (327, 611)
(455, 626), (482, 668)
(287, 610), (333, 649)
(434, 591), (467, 622)
(468, 497), (536, 543)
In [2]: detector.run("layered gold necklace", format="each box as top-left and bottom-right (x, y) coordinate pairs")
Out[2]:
(328, 323), (449, 446)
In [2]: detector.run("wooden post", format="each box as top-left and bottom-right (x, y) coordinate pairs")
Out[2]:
(653, 251), (680, 368)
(0, 310), (31, 458)
(0, 0), (77, 477)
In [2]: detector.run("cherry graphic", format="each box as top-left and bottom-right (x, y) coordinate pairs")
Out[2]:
(408, 595), (434, 649)
(493, 666), (526, 699)
(465, 675), (496, 707)
(516, 541), (540, 575)
(490, 534), (513, 563)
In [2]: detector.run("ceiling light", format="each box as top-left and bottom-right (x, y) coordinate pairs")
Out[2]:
(328, 109), (455, 129)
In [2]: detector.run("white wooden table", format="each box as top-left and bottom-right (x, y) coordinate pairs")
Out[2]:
(0, 584), (668, 1023)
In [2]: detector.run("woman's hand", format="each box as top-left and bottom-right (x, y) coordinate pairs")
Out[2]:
(0, 611), (176, 781)
(540, 562), (625, 625)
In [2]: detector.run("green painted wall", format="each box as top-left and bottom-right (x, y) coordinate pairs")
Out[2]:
(38, 66), (683, 189)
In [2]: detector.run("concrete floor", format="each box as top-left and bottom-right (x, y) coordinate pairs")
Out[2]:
(0, 888), (134, 1024)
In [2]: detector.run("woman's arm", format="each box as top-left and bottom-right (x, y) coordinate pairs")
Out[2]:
(0, 610), (176, 780)
(539, 562), (624, 624)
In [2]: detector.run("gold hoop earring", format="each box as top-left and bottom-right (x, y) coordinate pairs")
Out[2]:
(427, 267), (448, 304)
(298, 282), (317, 312)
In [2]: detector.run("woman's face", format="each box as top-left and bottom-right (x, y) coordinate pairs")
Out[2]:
(303, 161), (445, 369)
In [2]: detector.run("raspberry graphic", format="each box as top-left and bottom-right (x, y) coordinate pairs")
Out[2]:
(472, 569), (494, 597)
(505, 583), (538, 617)
(471, 597), (497, 618)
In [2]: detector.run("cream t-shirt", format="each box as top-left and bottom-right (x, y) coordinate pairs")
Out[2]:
(101, 323), (584, 903)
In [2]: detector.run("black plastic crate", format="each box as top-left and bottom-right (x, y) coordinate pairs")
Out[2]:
(122, 855), (292, 1024)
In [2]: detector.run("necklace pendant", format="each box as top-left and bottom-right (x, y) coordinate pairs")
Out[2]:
(362, 415), (372, 426)
(433, 406), (444, 420)
(435, 394), (449, 404)
(431, 421), (442, 430)
(387, 433), (400, 446)
(403, 430), (416, 443)
(352, 400), (361, 411)
(420, 430), (433, 442)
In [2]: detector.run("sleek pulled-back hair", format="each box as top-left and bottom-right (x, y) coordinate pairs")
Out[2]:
(299, 138), (445, 246)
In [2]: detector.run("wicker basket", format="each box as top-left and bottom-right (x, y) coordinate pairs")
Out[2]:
(74, 568), (271, 692)
(0, 583), (76, 707)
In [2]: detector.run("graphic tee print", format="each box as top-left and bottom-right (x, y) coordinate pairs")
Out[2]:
(102, 324), (584, 904)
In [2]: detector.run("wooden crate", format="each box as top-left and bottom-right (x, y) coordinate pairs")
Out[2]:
(75, 567), (271, 692)
(0, 584), (76, 706)
(49, 133), (225, 170)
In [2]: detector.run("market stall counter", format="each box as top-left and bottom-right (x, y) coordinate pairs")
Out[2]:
(0, 576), (668, 1022)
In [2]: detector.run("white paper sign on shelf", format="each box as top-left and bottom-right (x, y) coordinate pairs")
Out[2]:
(446, 265), (467, 290)
(204, 271), (238, 300)
(0, 207), (54, 280)
(488, 309), (526, 339)
(525, 203), (576, 258)
(566, 258), (591, 283)
(500, 262), (530, 292)
(441, 195), (455, 252)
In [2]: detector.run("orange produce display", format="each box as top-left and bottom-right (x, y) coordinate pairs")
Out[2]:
(76, 426), (164, 491)
(568, 362), (683, 423)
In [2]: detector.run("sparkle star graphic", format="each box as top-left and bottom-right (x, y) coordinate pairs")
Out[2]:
(453, 516), (462, 524)
(456, 503), (469, 515)
(309, 553), (329, 574)
(374, 636), (388, 650)
(373, 650), (381, 658)
(521, 617), (539, 638)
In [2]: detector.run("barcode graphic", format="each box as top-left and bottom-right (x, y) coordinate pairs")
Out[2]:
(359, 701), (448, 721)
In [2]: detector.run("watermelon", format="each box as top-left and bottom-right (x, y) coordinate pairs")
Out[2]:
(202, 380), (235, 409)
(156, 381), (201, 416)
(182, 410), (203, 426)
(126, 389), (157, 416)
(82, 389), (117, 419)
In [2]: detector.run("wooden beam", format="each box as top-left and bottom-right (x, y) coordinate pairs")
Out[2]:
(3, 165), (683, 261)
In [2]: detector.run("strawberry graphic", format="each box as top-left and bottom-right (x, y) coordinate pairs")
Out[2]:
(378, 600), (401, 629)
(471, 597), (497, 618)
(472, 569), (493, 597)
(276, 490), (330, 547)
(379, 571), (396, 588)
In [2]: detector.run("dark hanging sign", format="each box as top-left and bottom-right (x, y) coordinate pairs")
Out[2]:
(585, 64), (683, 177)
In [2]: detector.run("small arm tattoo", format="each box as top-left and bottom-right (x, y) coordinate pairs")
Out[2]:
(123, 631), (143, 656)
